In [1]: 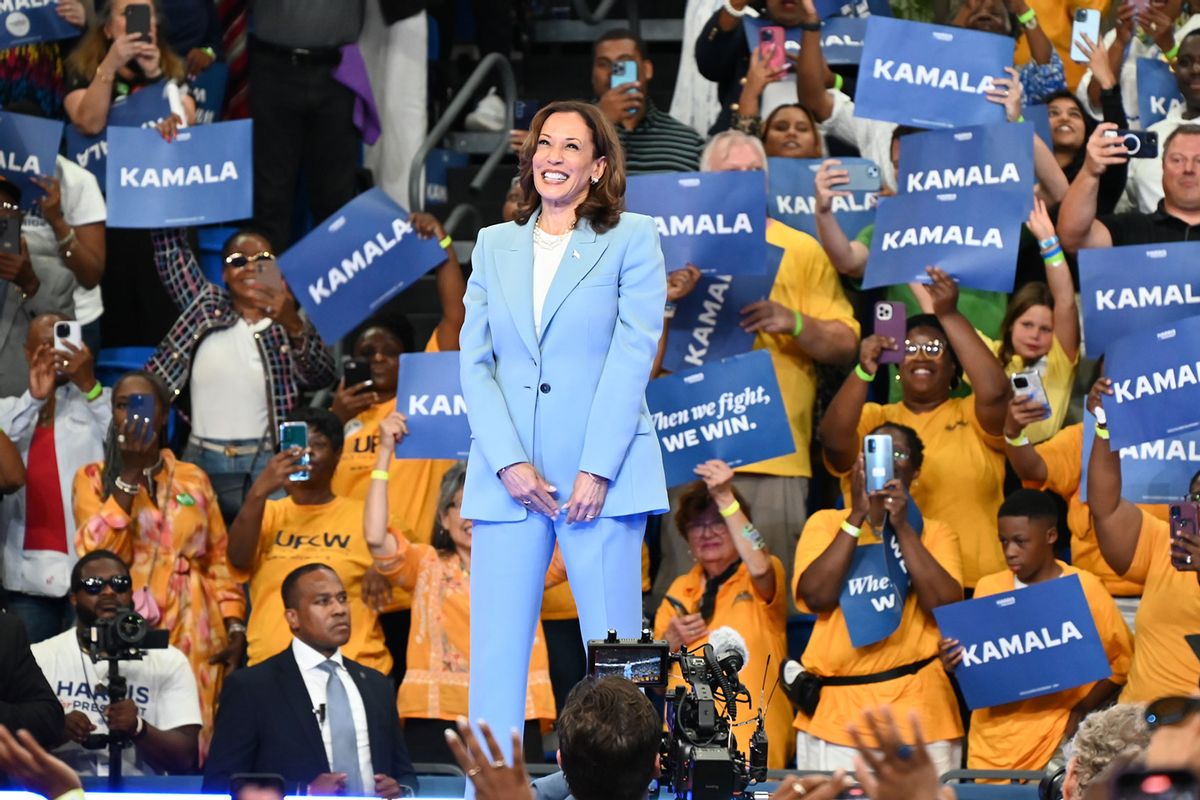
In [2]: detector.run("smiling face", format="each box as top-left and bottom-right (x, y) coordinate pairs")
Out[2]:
(438, 487), (473, 552)
(1010, 304), (1053, 361)
(998, 515), (1057, 583)
(763, 106), (822, 159)
(685, 504), (739, 575)
(531, 111), (606, 211)
(897, 325), (956, 404)
(1048, 97), (1086, 152)
(222, 232), (275, 306)
(1163, 132), (1200, 214)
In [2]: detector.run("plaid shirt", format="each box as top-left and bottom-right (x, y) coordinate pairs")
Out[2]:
(146, 229), (335, 444)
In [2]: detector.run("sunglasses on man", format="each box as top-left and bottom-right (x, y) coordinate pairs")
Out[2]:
(75, 575), (133, 594)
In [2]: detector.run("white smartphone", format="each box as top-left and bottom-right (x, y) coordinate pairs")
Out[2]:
(1011, 370), (1051, 420)
(53, 320), (82, 353)
(1070, 9), (1101, 62)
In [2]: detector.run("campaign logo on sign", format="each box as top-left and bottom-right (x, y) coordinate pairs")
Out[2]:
(898, 122), (1034, 213)
(815, 0), (891, 19)
(395, 352), (470, 460)
(281, 188), (448, 343)
(1080, 411), (1200, 504)
(0, 0), (81, 49)
(64, 83), (173, 192)
(106, 119), (252, 228)
(661, 244), (782, 372)
(855, 17), (1012, 129)
(626, 171), (767, 275)
(191, 62), (229, 126)
(1137, 58), (1183, 129)
(862, 186), (1025, 292)
(646, 350), (795, 486)
(767, 157), (878, 239)
(934, 574), (1113, 709)
(1079, 242), (1200, 357)
(0, 111), (62, 209)
(1104, 314), (1200, 449)
(742, 15), (868, 65)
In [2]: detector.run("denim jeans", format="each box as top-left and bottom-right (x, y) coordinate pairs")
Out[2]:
(182, 436), (273, 526)
(6, 592), (73, 643)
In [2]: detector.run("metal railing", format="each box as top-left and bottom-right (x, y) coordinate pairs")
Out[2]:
(407, 52), (517, 239)
(570, 0), (641, 36)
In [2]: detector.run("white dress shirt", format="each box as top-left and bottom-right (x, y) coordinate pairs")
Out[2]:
(291, 638), (374, 792)
(532, 228), (571, 337)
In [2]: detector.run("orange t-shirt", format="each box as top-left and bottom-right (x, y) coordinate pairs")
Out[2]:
(966, 563), (1132, 771)
(1030, 423), (1162, 596)
(653, 558), (793, 768)
(1120, 510), (1200, 702)
(792, 509), (964, 747)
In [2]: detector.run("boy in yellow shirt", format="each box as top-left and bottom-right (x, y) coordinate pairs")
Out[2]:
(940, 489), (1132, 772)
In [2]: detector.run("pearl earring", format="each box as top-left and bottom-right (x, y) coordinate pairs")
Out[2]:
(591, 177), (599, 185)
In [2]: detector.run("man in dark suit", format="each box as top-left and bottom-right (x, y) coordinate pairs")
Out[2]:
(203, 564), (416, 796)
(0, 610), (65, 786)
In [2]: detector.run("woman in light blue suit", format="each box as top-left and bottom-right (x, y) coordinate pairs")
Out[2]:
(460, 100), (669, 760)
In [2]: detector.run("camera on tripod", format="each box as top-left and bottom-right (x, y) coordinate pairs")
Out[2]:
(588, 629), (768, 800)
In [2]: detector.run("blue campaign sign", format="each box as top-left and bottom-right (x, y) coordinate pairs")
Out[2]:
(767, 157), (878, 239)
(281, 188), (449, 343)
(862, 186), (1026, 292)
(0, 0), (81, 48)
(1137, 58), (1183, 129)
(1079, 242), (1200, 357)
(1025, 104), (1053, 150)
(395, 352), (470, 460)
(898, 122), (1034, 214)
(424, 148), (468, 206)
(1105, 314), (1200, 449)
(661, 244), (782, 373)
(64, 83), (173, 192)
(934, 574), (1112, 709)
(855, 17), (1012, 129)
(105, 119), (252, 228)
(0, 111), (62, 209)
(839, 544), (907, 648)
(645, 350), (795, 486)
(191, 62), (229, 125)
(814, 0), (891, 19)
(626, 171), (768, 275)
(742, 15), (867, 65)
(1080, 410), (1200, 504)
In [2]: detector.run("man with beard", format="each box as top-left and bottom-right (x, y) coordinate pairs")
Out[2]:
(30, 550), (201, 775)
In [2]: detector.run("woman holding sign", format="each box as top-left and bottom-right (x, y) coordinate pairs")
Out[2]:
(459, 99), (668, 764)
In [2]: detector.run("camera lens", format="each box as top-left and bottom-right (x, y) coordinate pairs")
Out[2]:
(1123, 134), (1141, 155)
(1173, 507), (1182, 518)
(1014, 376), (1028, 389)
(867, 440), (875, 452)
(1075, 9), (1087, 19)
(55, 323), (68, 336)
(115, 610), (148, 646)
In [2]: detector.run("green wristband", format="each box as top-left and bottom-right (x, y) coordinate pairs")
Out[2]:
(1165, 43), (1180, 60)
(1016, 7), (1036, 24)
(85, 382), (103, 401)
(1044, 251), (1067, 268)
(854, 363), (875, 382)
(833, 73), (844, 91)
(792, 311), (804, 337)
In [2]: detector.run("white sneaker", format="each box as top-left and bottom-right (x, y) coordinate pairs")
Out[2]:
(465, 87), (507, 132)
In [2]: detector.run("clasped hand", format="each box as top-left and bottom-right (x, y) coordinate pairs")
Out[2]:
(499, 463), (608, 523)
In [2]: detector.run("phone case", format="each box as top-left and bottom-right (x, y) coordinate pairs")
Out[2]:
(1011, 371), (1051, 419)
(759, 26), (787, 71)
(610, 60), (638, 89)
(126, 393), (156, 441)
(874, 302), (906, 364)
(842, 163), (882, 193)
(0, 217), (20, 254)
(53, 321), (82, 352)
(279, 422), (311, 481)
(864, 434), (894, 493)
(1170, 503), (1199, 570)
(343, 360), (372, 388)
(1070, 10), (1100, 62)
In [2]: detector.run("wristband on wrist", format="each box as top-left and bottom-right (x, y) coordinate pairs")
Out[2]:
(1095, 424), (1110, 440)
(226, 621), (247, 636)
(370, 469), (390, 481)
(792, 311), (804, 337)
(740, 523), (768, 550)
(85, 382), (103, 401)
(854, 363), (875, 382)
(840, 519), (862, 539)
(1038, 235), (1059, 250)
(719, 499), (741, 518)
(1044, 251), (1067, 268)
(1005, 431), (1031, 447)
(799, 19), (822, 31)
(1017, 7), (1036, 24)
(1016, 114), (1025, 123)
(721, 0), (746, 16)
(1165, 43), (1180, 59)
(833, 73), (844, 91)
(438, 234), (452, 250)
(200, 46), (216, 59)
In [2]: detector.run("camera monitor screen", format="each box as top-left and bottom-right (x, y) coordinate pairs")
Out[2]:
(588, 643), (669, 688)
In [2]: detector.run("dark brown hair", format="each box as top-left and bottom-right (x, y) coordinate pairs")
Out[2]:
(67, 0), (186, 90)
(557, 676), (661, 800)
(512, 100), (626, 234)
(673, 481), (753, 540)
(998, 281), (1053, 367)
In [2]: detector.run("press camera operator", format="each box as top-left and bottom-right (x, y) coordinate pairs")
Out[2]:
(31, 550), (201, 776)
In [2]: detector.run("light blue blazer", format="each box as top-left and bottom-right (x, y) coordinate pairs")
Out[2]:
(459, 211), (670, 523)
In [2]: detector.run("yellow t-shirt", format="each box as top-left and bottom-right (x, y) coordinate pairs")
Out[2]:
(378, 543), (556, 722)
(1013, 0), (1110, 90)
(979, 333), (1078, 444)
(792, 509), (964, 747)
(966, 563), (1132, 771)
(331, 398), (456, 611)
(740, 220), (859, 478)
(238, 496), (396, 676)
(830, 397), (1006, 588)
(1121, 510), (1200, 702)
(1030, 423), (1161, 596)
(653, 558), (794, 768)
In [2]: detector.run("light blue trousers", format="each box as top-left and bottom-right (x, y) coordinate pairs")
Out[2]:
(467, 512), (647, 766)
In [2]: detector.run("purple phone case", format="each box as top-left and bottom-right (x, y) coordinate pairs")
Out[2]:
(874, 302), (906, 364)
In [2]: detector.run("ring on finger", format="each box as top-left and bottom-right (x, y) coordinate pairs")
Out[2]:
(466, 767), (481, 778)
(792, 781), (807, 796)
(117, 433), (126, 444)
(522, 499), (532, 505)
(490, 759), (506, 769)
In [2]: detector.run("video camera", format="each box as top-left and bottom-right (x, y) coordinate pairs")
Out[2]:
(81, 608), (169, 788)
(588, 630), (768, 800)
